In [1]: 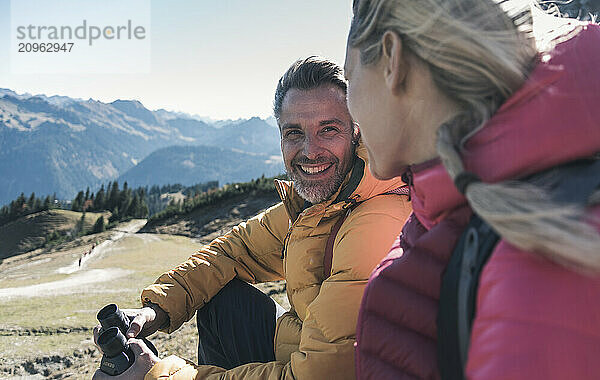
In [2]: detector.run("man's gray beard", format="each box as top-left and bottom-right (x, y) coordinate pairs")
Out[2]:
(288, 165), (347, 204)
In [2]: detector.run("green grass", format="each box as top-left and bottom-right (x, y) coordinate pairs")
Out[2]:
(0, 233), (199, 362)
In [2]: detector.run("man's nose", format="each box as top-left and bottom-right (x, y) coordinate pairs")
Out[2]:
(302, 135), (325, 160)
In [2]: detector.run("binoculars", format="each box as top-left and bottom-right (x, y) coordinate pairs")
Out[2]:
(96, 304), (159, 376)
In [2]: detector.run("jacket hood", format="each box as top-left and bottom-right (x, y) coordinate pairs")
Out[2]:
(275, 140), (405, 220)
(410, 23), (600, 229)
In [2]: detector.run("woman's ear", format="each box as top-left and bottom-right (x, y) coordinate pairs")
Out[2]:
(381, 31), (407, 95)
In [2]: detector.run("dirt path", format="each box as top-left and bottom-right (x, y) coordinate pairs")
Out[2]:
(0, 268), (133, 299)
(57, 219), (146, 275)
(0, 221), (197, 379)
(0, 220), (146, 300)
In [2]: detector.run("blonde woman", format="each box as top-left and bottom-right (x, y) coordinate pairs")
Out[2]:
(345, 0), (600, 379)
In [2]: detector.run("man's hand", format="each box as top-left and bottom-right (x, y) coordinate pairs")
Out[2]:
(93, 304), (169, 346)
(123, 304), (169, 339)
(92, 338), (160, 380)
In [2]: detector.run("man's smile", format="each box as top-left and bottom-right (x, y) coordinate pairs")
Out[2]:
(297, 163), (333, 176)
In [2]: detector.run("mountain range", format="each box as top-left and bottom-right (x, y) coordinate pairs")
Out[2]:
(117, 145), (283, 189)
(0, 89), (284, 206)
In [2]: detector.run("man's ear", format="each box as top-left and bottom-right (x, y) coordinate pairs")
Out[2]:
(352, 122), (361, 143)
(381, 31), (407, 95)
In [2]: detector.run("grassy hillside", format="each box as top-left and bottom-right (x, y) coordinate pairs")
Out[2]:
(142, 191), (280, 240)
(147, 175), (282, 226)
(0, 177), (287, 378)
(0, 209), (108, 260)
(0, 219), (286, 378)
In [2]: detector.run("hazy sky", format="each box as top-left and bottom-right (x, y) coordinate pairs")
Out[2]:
(0, 0), (353, 119)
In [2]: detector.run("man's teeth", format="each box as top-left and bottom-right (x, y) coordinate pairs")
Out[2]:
(300, 164), (330, 174)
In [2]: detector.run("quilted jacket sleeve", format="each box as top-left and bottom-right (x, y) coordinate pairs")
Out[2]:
(144, 194), (411, 380)
(466, 207), (600, 380)
(141, 201), (289, 333)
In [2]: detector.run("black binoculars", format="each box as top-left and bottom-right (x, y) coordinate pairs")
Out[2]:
(96, 304), (159, 376)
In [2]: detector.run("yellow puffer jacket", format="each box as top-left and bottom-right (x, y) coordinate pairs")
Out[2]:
(141, 144), (412, 380)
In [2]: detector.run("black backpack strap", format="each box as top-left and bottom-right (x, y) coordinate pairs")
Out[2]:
(527, 158), (600, 205)
(438, 214), (499, 380)
(438, 156), (600, 380)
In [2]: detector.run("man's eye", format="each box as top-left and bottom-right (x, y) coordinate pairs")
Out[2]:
(322, 126), (338, 133)
(285, 130), (302, 138)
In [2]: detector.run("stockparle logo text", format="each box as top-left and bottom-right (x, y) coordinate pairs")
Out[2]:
(15, 20), (147, 46)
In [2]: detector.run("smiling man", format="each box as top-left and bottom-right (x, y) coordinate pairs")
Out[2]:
(93, 57), (412, 380)
(277, 80), (357, 205)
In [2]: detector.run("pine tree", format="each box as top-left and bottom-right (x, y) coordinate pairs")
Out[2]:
(127, 194), (140, 218)
(43, 196), (52, 210)
(33, 197), (42, 212)
(108, 181), (120, 212)
(27, 192), (36, 211)
(9, 193), (27, 218)
(140, 200), (149, 218)
(72, 191), (84, 212)
(79, 212), (86, 235)
(120, 182), (132, 217)
(95, 185), (106, 211)
(8, 201), (16, 218)
(92, 215), (105, 233)
(16, 193), (26, 212)
(0, 206), (8, 225)
(109, 206), (120, 224)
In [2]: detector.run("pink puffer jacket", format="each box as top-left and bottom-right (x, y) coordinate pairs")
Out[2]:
(355, 23), (600, 380)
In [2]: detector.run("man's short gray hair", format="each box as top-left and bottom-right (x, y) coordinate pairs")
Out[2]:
(273, 56), (347, 122)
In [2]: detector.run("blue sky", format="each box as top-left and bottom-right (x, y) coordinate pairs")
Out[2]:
(0, 0), (353, 119)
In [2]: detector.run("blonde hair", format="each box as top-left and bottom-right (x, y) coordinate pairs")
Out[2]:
(349, 0), (600, 271)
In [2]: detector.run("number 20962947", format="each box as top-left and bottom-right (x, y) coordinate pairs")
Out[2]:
(17, 42), (74, 53)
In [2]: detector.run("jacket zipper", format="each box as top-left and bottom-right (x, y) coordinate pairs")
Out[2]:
(281, 228), (292, 259)
(281, 215), (303, 259)
(280, 203), (332, 260)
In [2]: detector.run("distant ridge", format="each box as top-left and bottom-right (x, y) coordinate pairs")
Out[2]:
(118, 145), (283, 189)
(0, 89), (282, 206)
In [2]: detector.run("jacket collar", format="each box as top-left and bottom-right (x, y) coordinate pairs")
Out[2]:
(408, 24), (600, 230)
